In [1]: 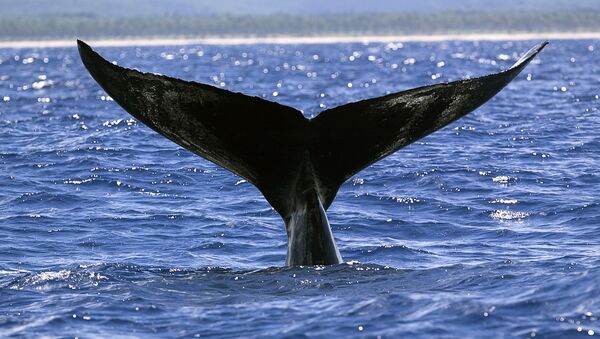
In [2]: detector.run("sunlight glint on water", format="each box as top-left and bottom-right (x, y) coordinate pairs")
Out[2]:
(0, 40), (599, 337)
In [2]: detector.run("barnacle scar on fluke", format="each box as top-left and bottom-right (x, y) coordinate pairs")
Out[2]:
(77, 40), (547, 266)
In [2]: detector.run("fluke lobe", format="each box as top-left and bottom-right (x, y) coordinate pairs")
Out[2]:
(77, 40), (547, 266)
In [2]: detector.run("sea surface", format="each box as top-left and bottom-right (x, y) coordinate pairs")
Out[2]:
(0, 39), (599, 338)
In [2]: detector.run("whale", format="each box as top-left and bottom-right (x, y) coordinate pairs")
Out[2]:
(77, 39), (547, 266)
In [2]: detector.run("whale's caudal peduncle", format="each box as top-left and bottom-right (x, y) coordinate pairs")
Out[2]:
(77, 40), (547, 266)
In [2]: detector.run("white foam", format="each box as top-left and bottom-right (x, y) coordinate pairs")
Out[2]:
(490, 210), (529, 220)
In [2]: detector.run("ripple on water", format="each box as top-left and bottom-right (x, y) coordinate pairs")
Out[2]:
(0, 40), (599, 337)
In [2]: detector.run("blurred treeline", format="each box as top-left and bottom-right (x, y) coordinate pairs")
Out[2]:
(1, 11), (599, 40)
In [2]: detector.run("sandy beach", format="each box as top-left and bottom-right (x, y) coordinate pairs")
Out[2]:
(0, 32), (599, 49)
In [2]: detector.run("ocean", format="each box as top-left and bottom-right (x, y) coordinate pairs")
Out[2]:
(0, 39), (599, 337)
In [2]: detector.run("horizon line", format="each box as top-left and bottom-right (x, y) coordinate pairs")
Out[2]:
(1, 32), (599, 49)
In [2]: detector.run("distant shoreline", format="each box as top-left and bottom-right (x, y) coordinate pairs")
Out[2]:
(1, 32), (599, 48)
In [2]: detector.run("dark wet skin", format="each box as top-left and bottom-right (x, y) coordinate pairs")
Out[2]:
(78, 40), (547, 266)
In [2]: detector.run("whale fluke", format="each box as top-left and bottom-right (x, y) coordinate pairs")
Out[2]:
(312, 41), (548, 201)
(78, 40), (546, 266)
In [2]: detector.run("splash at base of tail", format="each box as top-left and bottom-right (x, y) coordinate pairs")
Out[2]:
(77, 40), (547, 265)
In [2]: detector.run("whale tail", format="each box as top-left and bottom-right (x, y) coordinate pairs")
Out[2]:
(78, 40), (546, 265)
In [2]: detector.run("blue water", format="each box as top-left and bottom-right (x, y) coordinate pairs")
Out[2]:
(0, 39), (599, 337)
